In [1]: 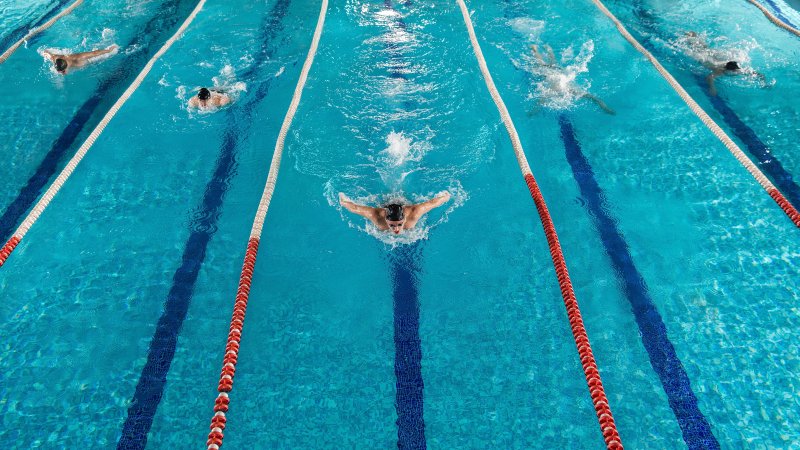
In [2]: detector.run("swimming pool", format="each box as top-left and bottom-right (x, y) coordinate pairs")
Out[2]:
(1, 0), (799, 448)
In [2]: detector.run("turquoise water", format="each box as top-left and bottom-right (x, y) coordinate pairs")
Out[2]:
(1, 0), (799, 448)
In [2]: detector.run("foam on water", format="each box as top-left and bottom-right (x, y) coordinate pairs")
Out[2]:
(381, 131), (428, 168)
(503, 28), (598, 111)
(508, 17), (545, 40)
(529, 40), (596, 111)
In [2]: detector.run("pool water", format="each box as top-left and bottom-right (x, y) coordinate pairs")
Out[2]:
(1, 0), (799, 448)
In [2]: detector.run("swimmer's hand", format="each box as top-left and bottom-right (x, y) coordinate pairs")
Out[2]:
(338, 192), (349, 204)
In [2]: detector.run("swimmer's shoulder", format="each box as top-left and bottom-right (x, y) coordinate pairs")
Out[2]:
(213, 92), (231, 106)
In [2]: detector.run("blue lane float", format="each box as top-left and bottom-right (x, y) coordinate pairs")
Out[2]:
(0, 0), (198, 243)
(116, 0), (293, 448)
(390, 243), (427, 450)
(761, 0), (800, 28)
(559, 114), (720, 450)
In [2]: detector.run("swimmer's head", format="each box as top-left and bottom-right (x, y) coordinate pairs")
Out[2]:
(55, 58), (68, 73)
(198, 87), (211, 101)
(725, 61), (740, 71)
(385, 204), (405, 234)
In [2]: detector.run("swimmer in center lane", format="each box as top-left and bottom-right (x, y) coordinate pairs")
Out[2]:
(188, 87), (231, 110)
(339, 192), (451, 235)
(530, 43), (615, 115)
(44, 45), (118, 74)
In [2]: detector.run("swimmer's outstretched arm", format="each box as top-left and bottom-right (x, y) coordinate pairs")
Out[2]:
(410, 192), (451, 217)
(583, 92), (616, 115)
(752, 70), (768, 87)
(706, 71), (721, 96)
(545, 45), (557, 66)
(404, 192), (450, 228)
(531, 44), (545, 64)
(78, 45), (117, 60)
(339, 193), (382, 226)
(42, 50), (60, 61)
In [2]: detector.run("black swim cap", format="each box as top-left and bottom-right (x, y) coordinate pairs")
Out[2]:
(55, 58), (68, 72)
(198, 87), (211, 100)
(386, 204), (404, 221)
(725, 61), (740, 71)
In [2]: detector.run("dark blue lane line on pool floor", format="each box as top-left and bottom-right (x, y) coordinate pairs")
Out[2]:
(116, 0), (293, 448)
(629, 0), (800, 211)
(697, 74), (800, 207)
(0, 0), (71, 54)
(0, 0), (197, 243)
(559, 115), (720, 450)
(380, 2), (426, 447)
(390, 244), (426, 450)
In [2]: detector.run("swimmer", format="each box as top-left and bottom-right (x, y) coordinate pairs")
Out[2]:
(530, 44), (615, 115)
(43, 45), (117, 74)
(682, 31), (765, 96)
(188, 87), (231, 110)
(339, 192), (451, 235)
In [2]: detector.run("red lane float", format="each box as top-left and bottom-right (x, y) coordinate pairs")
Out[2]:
(456, 0), (623, 446)
(204, 0), (329, 448)
(0, 236), (21, 267)
(769, 189), (800, 227)
(206, 238), (259, 450)
(524, 174), (622, 448)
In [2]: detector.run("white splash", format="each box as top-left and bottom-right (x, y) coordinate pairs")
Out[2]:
(100, 28), (116, 45)
(670, 32), (769, 87)
(382, 131), (414, 166)
(527, 40), (596, 110)
(672, 32), (755, 69)
(375, 131), (431, 189)
(211, 64), (247, 98)
(508, 17), (545, 40)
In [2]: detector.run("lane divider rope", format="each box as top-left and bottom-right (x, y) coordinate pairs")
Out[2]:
(0, 0), (85, 64)
(455, 1), (623, 448)
(204, 1), (328, 449)
(587, 0), (800, 228)
(746, 0), (800, 37)
(0, 0), (208, 268)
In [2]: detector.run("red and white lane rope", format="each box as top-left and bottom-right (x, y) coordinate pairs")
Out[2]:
(587, 0), (800, 228)
(0, 0), (85, 64)
(0, 0), (208, 268)
(455, 1), (623, 448)
(746, 0), (800, 37)
(204, 1), (328, 449)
